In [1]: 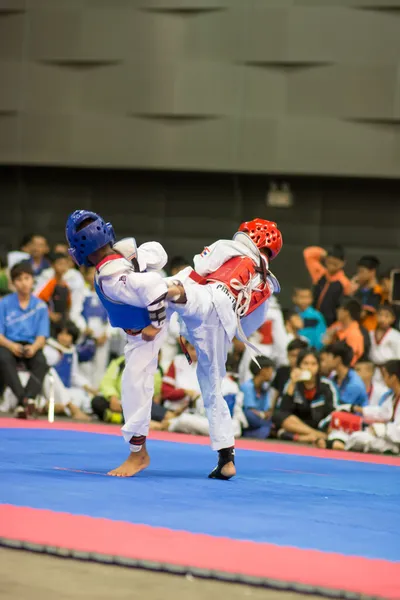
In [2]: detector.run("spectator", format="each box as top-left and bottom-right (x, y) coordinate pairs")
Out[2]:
(240, 356), (275, 439)
(0, 255), (10, 296)
(379, 269), (400, 330)
(269, 338), (309, 408)
(79, 265), (111, 388)
(28, 234), (50, 278)
(353, 256), (383, 331)
(354, 359), (388, 406)
(324, 297), (365, 365)
(283, 309), (305, 343)
(53, 242), (69, 255)
(303, 244), (352, 326)
(35, 253), (71, 331)
(44, 320), (96, 418)
(0, 262), (49, 418)
(292, 287), (326, 350)
(323, 342), (368, 407)
(273, 349), (337, 443)
(331, 360), (400, 455)
(369, 305), (400, 377)
(7, 234), (32, 272)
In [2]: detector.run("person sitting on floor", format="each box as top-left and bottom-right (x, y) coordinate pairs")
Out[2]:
(0, 262), (49, 418)
(269, 338), (309, 409)
(321, 342), (368, 407)
(321, 360), (400, 454)
(369, 304), (400, 384)
(272, 348), (338, 444)
(354, 359), (389, 407)
(292, 287), (327, 350)
(324, 297), (366, 365)
(240, 356), (275, 439)
(43, 320), (96, 417)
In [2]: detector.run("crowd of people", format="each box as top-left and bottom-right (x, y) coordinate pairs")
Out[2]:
(0, 234), (399, 456)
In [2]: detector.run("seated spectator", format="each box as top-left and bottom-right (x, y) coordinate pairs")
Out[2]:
(292, 287), (326, 350)
(28, 234), (50, 279)
(0, 255), (10, 296)
(272, 348), (337, 443)
(327, 360), (400, 454)
(369, 305), (400, 381)
(7, 234), (32, 273)
(353, 256), (383, 331)
(283, 309), (306, 344)
(44, 320), (96, 418)
(324, 297), (365, 365)
(162, 341), (201, 410)
(35, 253), (71, 332)
(379, 269), (400, 329)
(0, 262), (49, 418)
(269, 338), (309, 408)
(322, 342), (368, 407)
(169, 255), (191, 276)
(240, 356), (275, 439)
(79, 265), (111, 388)
(303, 244), (352, 326)
(354, 359), (388, 406)
(53, 242), (69, 255)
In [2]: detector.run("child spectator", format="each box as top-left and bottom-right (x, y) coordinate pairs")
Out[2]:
(35, 253), (71, 331)
(354, 359), (389, 406)
(269, 338), (309, 408)
(369, 305), (400, 378)
(28, 234), (50, 279)
(303, 245), (352, 326)
(323, 342), (368, 407)
(272, 348), (337, 443)
(283, 309), (305, 343)
(379, 269), (400, 329)
(240, 356), (275, 439)
(324, 297), (365, 365)
(44, 320), (96, 417)
(328, 360), (400, 454)
(0, 262), (49, 417)
(292, 287), (326, 350)
(353, 256), (383, 331)
(79, 265), (111, 388)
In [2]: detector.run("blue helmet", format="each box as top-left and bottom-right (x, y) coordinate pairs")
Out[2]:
(65, 210), (115, 266)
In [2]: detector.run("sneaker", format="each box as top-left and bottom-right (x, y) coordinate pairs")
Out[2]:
(15, 405), (27, 419)
(25, 398), (38, 418)
(104, 409), (123, 424)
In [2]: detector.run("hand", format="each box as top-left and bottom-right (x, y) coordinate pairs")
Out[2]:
(352, 405), (364, 415)
(141, 325), (162, 341)
(185, 389), (201, 401)
(85, 327), (94, 337)
(49, 311), (62, 323)
(23, 344), (36, 358)
(109, 396), (122, 412)
(96, 334), (108, 347)
(263, 410), (272, 421)
(84, 385), (98, 397)
(290, 368), (304, 384)
(10, 342), (24, 357)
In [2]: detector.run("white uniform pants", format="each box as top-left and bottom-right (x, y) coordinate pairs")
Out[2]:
(345, 430), (399, 455)
(121, 328), (167, 452)
(171, 284), (235, 451)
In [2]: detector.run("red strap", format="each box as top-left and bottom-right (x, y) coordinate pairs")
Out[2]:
(96, 253), (122, 271)
(189, 269), (207, 285)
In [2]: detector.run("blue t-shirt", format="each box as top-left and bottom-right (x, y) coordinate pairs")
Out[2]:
(297, 306), (327, 350)
(331, 369), (368, 407)
(0, 293), (50, 343)
(240, 379), (270, 412)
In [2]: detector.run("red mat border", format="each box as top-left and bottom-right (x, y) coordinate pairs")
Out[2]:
(0, 505), (398, 599)
(1, 418), (399, 466)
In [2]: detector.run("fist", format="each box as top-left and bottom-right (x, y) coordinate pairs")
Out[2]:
(141, 325), (161, 342)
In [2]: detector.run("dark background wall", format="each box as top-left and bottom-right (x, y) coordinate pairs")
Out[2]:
(1, 0), (400, 177)
(1, 166), (399, 307)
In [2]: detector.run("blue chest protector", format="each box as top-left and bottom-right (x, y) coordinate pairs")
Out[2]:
(82, 293), (108, 323)
(55, 352), (73, 388)
(94, 279), (150, 330)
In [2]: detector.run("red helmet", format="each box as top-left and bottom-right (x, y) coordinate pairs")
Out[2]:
(238, 218), (283, 259)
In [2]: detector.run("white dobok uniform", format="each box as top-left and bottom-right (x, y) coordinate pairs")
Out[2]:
(96, 241), (169, 452)
(166, 233), (279, 451)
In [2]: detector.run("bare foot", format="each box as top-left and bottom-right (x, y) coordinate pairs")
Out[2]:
(108, 446), (150, 477)
(72, 409), (91, 422)
(315, 438), (327, 449)
(220, 461), (236, 479)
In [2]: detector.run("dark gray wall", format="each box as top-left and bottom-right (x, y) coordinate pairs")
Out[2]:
(1, 1), (400, 177)
(1, 166), (399, 307)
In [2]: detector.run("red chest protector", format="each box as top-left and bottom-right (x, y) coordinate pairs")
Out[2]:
(189, 256), (272, 317)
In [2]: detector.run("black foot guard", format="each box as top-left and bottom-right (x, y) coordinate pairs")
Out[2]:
(208, 447), (235, 480)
